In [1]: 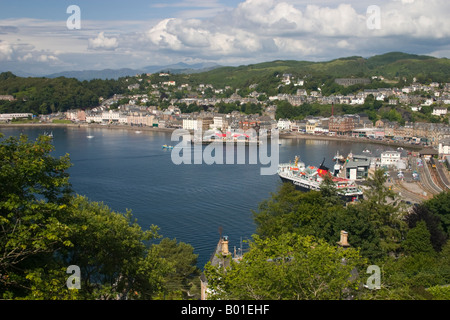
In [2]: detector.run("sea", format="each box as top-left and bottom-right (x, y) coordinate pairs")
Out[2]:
(0, 126), (401, 268)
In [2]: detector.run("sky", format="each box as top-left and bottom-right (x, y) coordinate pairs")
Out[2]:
(0, 0), (449, 76)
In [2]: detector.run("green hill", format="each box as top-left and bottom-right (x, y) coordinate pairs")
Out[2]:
(186, 52), (450, 89)
(1, 52), (449, 116)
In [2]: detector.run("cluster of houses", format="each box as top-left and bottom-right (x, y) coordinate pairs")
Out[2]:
(126, 73), (450, 110)
(335, 150), (408, 181)
(55, 79), (450, 161)
(2, 74), (449, 160)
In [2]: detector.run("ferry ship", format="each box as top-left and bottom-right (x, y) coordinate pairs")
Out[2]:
(277, 156), (363, 202)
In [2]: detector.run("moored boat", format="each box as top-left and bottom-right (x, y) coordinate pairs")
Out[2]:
(277, 156), (363, 202)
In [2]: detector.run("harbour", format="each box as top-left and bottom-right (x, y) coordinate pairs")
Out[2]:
(0, 125), (448, 268)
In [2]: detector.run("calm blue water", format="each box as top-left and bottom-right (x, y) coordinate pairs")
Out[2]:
(1, 126), (399, 268)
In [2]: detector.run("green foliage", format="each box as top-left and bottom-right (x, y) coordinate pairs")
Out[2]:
(252, 175), (397, 262)
(0, 133), (73, 293)
(422, 191), (450, 238)
(405, 203), (448, 252)
(204, 233), (366, 300)
(426, 285), (450, 300)
(0, 73), (127, 114)
(181, 52), (450, 97)
(252, 182), (344, 241)
(248, 169), (450, 300)
(0, 133), (200, 300)
(152, 238), (201, 300)
(403, 221), (435, 256)
(357, 169), (407, 254)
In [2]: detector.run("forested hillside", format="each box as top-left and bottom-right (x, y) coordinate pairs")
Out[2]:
(1, 52), (449, 117)
(0, 72), (127, 115)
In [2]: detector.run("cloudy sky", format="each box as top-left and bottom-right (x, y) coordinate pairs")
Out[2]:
(0, 0), (449, 76)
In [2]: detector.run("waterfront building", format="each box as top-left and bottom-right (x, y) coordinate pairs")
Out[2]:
(85, 112), (103, 123)
(277, 118), (292, 131)
(328, 116), (354, 135)
(0, 113), (33, 121)
(380, 151), (401, 168)
(183, 118), (203, 130)
(344, 154), (371, 180)
(127, 113), (155, 126)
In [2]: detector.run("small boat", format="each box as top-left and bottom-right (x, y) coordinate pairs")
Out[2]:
(135, 131), (142, 134)
(162, 145), (174, 149)
(87, 135), (94, 139)
(44, 131), (53, 138)
(333, 151), (345, 163)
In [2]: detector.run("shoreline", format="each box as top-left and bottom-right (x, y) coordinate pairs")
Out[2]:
(0, 122), (177, 134)
(0, 122), (424, 150)
(279, 132), (423, 150)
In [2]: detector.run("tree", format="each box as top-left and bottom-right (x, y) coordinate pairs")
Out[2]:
(0, 133), (198, 300)
(204, 233), (366, 300)
(0, 134), (73, 297)
(422, 191), (450, 238)
(403, 221), (435, 256)
(152, 238), (201, 300)
(405, 203), (447, 252)
(355, 169), (407, 254)
(58, 196), (166, 300)
(252, 182), (344, 241)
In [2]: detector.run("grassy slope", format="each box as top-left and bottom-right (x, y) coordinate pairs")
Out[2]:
(185, 52), (449, 89)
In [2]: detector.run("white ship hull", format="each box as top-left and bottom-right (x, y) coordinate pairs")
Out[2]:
(277, 160), (363, 202)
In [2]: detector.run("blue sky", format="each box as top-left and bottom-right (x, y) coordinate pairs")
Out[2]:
(0, 0), (243, 21)
(1, 0), (449, 76)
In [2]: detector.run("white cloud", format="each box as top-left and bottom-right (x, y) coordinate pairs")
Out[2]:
(36, 54), (59, 63)
(0, 41), (14, 61)
(88, 32), (119, 50)
(142, 0), (450, 62)
(1, 0), (449, 75)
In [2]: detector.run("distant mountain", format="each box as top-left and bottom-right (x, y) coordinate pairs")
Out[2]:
(46, 62), (223, 81)
(144, 62), (222, 74)
(46, 68), (141, 81)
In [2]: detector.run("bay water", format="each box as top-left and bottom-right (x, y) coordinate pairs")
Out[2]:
(1, 126), (397, 268)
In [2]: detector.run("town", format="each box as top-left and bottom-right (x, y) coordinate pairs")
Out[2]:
(1, 72), (450, 201)
(2, 72), (449, 152)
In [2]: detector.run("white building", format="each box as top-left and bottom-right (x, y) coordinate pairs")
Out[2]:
(210, 116), (226, 131)
(102, 110), (128, 124)
(350, 97), (365, 105)
(439, 140), (450, 158)
(277, 118), (291, 130)
(432, 107), (448, 116)
(183, 118), (203, 130)
(86, 112), (103, 123)
(0, 113), (33, 121)
(380, 151), (401, 167)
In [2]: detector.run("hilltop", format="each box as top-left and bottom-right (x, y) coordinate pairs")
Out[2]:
(184, 52), (449, 89)
(0, 52), (449, 118)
